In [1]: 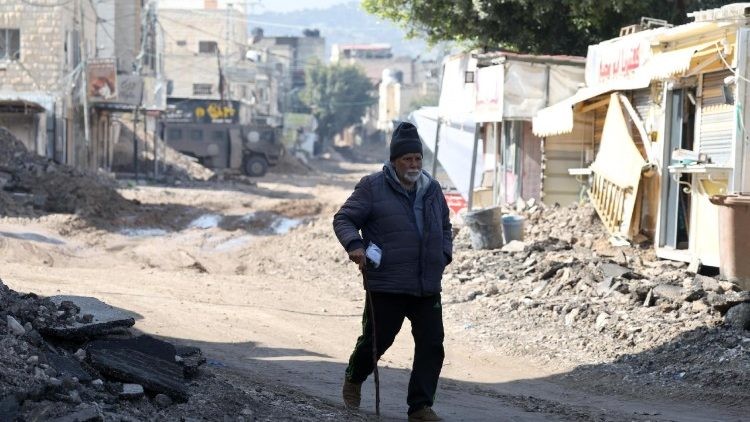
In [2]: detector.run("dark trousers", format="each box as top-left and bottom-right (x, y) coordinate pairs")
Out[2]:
(345, 292), (445, 414)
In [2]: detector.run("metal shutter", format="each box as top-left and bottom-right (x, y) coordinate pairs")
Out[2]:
(699, 70), (734, 166)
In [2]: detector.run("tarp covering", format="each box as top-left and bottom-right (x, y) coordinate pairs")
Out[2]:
(411, 107), (482, 200)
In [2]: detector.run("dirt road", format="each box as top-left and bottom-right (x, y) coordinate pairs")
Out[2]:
(0, 158), (745, 421)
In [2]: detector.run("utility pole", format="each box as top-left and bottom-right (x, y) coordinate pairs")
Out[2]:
(133, 0), (150, 182)
(78, 0), (91, 165)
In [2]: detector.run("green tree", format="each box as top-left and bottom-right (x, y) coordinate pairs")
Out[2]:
(362, 0), (735, 55)
(299, 61), (376, 146)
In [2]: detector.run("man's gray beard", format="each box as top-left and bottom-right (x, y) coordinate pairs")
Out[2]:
(403, 170), (421, 183)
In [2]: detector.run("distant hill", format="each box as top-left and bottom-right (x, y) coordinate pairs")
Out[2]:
(249, 1), (435, 60)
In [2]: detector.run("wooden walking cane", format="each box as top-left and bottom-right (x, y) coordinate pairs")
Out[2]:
(362, 268), (380, 416)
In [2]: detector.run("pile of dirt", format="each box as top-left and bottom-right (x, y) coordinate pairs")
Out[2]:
(269, 150), (314, 176)
(270, 199), (325, 218)
(0, 277), (363, 421)
(114, 118), (215, 182)
(444, 203), (750, 403)
(0, 127), (136, 219)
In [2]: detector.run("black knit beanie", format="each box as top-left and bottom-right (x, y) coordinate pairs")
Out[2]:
(389, 122), (423, 160)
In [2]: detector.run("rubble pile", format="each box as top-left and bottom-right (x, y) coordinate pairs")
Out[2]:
(444, 203), (750, 400)
(115, 118), (215, 182)
(0, 278), (362, 421)
(0, 277), (202, 420)
(0, 127), (135, 219)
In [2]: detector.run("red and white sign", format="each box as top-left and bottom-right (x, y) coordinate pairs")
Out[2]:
(444, 191), (467, 216)
(585, 36), (651, 88)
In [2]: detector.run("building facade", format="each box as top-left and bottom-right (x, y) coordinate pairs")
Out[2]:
(0, 0), (96, 166)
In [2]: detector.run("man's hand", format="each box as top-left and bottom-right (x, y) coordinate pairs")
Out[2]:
(348, 248), (366, 271)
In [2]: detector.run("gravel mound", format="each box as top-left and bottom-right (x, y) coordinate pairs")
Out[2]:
(0, 127), (135, 219)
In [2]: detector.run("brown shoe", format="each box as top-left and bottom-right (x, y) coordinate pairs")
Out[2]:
(342, 378), (361, 409)
(408, 406), (442, 421)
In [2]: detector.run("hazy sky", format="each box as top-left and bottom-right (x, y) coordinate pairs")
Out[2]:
(258, 0), (352, 13)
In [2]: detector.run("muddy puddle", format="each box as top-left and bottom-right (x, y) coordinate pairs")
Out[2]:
(118, 212), (307, 238)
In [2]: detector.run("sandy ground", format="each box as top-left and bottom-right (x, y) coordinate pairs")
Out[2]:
(0, 158), (746, 421)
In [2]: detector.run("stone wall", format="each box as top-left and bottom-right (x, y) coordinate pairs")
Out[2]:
(0, 2), (96, 93)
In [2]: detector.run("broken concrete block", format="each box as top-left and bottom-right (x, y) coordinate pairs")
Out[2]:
(6, 315), (25, 336)
(652, 284), (685, 302)
(707, 291), (750, 313)
(595, 312), (609, 331)
(565, 308), (580, 326)
(74, 348), (87, 362)
(41, 296), (136, 340)
(120, 383), (145, 400)
(88, 348), (188, 402)
(695, 274), (723, 293)
(596, 277), (614, 296)
(599, 263), (631, 279)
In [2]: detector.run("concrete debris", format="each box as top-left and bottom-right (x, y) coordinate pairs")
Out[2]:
(119, 383), (145, 400)
(154, 393), (173, 408)
(443, 202), (749, 400)
(501, 240), (527, 253)
(6, 315), (25, 336)
(48, 403), (103, 422)
(0, 277), (206, 420)
(652, 284), (685, 302)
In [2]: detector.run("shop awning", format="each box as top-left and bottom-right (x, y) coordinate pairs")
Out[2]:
(648, 41), (719, 80)
(533, 40), (720, 137)
(0, 99), (45, 113)
(532, 80), (648, 137)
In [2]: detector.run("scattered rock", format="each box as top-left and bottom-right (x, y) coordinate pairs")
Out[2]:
(501, 240), (526, 253)
(652, 284), (685, 302)
(6, 315), (25, 336)
(48, 403), (103, 422)
(707, 291), (750, 313)
(599, 263), (631, 278)
(725, 303), (750, 330)
(695, 274), (722, 293)
(120, 383), (145, 400)
(154, 393), (173, 408)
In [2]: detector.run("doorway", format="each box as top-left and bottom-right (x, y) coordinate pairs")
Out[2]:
(660, 87), (696, 250)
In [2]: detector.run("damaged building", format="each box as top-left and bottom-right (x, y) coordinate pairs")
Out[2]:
(533, 4), (750, 284)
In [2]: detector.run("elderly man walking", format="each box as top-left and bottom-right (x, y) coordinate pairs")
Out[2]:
(333, 122), (452, 421)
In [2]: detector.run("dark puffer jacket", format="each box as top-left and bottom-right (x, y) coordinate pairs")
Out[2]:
(333, 165), (452, 296)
